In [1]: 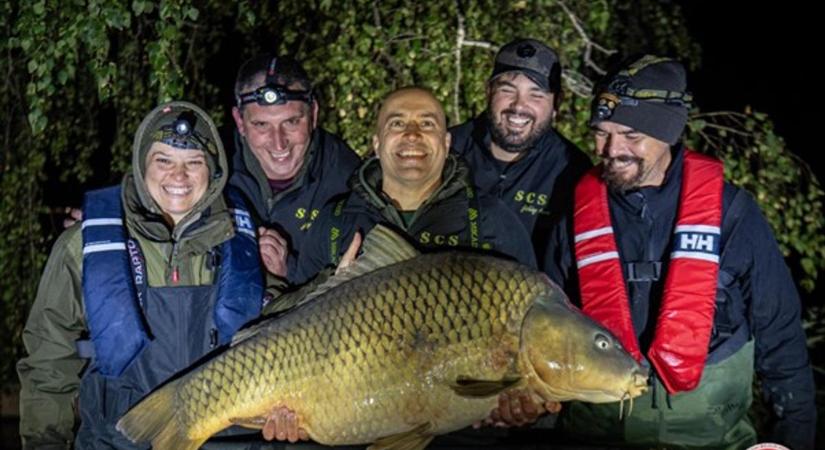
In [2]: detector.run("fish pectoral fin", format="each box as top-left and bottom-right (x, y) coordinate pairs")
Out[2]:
(368, 423), (433, 450)
(228, 415), (268, 429)
(449, 374), (522, 398)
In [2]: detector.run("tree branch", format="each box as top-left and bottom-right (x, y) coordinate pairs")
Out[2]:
(461, 39), (496, 50)
(373, 1), (403, 81)
(453, 0), (465, 124)
(561, 70), (593, 98)
(557, 0), (615, 76)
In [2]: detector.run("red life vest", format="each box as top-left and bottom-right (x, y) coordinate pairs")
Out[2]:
(573, 149), (723, 393)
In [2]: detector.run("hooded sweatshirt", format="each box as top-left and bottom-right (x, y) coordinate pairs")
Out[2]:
(17, 101), (243, 449)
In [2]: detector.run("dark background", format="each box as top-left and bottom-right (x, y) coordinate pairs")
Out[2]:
(679, 2), (819, 178)
(679, 3), (823, 445)
(680, 1), (824, 308)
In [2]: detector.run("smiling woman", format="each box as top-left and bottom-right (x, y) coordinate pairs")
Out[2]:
(143, 143), (209, 225)
(16, 101), (265, 449)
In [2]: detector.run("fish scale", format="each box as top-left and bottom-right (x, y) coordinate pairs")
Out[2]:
(185, 257), (527, 444)
(118, 233), (648, 450)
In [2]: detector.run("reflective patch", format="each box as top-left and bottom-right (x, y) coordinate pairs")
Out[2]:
(81, 218), (123, 229)
(577, 251), (620, 269)
(82, 242), (127, 255)
(575, 226), (614, 243)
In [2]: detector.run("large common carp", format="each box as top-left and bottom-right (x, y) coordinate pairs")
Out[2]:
(117, 225), (647, 449)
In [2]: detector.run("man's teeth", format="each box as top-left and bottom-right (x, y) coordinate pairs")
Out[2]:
(269, 151), (290, 161)
(399, 150), (425, 157)
(507, 116), (531, 126)
(610, 159), (635, 169)
(163, 186), (192, 195)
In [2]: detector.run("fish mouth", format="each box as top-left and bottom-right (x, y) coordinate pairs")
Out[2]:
(617, 373), (649, 420)
(535, 373), (648, 406)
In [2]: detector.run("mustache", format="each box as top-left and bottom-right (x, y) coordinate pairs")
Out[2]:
(603, 155), (643, 166)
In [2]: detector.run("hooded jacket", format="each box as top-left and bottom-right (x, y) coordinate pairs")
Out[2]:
(17, 102), (259, 449)
(291, 156), (537, 286)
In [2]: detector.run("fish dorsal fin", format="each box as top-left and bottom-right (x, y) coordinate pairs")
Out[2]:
(339, 223), (420, 276)
(233, 226), (420, 346)
(449, 374), (523, 398)
(233, 225), (420, 345)
(368, 422), (433, 450)
(296, 224), (420, 306)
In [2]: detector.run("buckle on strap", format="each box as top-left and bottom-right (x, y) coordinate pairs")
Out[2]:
(627, 261), (662, 282)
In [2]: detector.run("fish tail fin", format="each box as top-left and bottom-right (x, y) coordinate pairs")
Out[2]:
(116, 378), (205, 450)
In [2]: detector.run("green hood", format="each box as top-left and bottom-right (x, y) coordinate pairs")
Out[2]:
(350, 155), (466, 228)
(123, 101), (232, 243)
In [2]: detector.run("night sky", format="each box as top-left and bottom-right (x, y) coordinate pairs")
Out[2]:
(677, 2), (822, 305)
(679, 2), (819, 178)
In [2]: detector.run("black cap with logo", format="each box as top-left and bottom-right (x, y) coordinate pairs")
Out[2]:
(490, 38), (562, 93)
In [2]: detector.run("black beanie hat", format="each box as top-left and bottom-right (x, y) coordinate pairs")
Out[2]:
(590, 55), (692, 145)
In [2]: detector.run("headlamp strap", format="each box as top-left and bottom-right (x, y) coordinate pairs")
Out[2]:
(236, 56), (314, 107)
(608, 56), (693, 108)
(265, 56), (278, 86)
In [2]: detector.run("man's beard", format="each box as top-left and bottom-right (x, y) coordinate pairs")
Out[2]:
(602, 155), (645, 193)
(488, 109), (552, 154)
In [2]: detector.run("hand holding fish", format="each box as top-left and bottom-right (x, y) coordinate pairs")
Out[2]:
(262, 406), (309, 443)
(475, 389), (562, 428)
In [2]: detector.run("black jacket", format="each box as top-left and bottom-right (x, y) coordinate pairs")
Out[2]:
(544, 146), (816, 450)
(292, 156), (537, 285)
(449, 113), (592, 267)
(229, 126), (361, 261)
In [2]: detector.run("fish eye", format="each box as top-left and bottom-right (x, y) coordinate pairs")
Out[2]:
(594, 333), (611, 350)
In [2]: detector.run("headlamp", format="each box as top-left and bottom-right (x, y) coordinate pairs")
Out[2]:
(155, 114), (212, 153)
(236, 85), (313, 107)
(593, 56), (693, 121)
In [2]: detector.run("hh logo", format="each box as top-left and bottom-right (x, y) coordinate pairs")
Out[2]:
(233, 211), (254, 232)
(676, 232), (718, 253)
